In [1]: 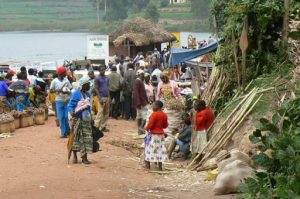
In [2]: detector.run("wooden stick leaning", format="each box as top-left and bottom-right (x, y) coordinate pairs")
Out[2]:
(189, 89), (258, 170)
(197, 93), (262, 171)
(187, 88), (256, 169)
(194, 91), (260, 170)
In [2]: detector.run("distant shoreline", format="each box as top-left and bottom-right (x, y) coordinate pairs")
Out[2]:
(0, 29), (95, 33)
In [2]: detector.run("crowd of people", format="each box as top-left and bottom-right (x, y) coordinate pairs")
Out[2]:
(0, 67), (47, 113)
(0, 48), (215, 169)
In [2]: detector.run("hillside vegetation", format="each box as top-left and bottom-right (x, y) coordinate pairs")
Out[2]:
(0, 0), (99, 31)
(0, 0), (209, 32)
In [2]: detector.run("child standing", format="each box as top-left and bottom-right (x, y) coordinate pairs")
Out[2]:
(144, 100), (169, 171)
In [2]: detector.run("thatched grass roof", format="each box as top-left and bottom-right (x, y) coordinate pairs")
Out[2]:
(110, 17), (176, 47)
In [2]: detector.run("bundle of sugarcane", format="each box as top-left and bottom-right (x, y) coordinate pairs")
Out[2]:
(188, 87), (262, 171)
(202, 66), (229, 108)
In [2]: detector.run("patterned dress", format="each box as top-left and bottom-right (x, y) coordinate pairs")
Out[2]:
(144, 111), (169, 163)
(72, 119), (93, 155)
(16, 94), (31, 112)
(0, 96), (11, 113)
(7, 97), (17, 111)
(68, 89), (93, 155)
(145, 134), (169, 162)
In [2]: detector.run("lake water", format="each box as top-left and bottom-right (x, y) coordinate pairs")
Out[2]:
(0, 31), (212, 65)
(0, 32), (90, 65)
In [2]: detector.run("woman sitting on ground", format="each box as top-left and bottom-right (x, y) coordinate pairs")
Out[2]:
(168, 113), (192, 159)
(68, 77), (93, 164)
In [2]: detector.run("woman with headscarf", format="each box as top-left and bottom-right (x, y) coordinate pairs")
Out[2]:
(5, 69), (16, 86)
(144, 73), (154, 103)
(156, 71), (184, 134)
(50, 66), (72, 138)
(68, 77), (93, 164)
(9, 72), (31, 112)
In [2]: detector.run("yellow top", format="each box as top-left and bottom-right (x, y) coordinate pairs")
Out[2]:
(92, 95), (101, 115)
(48, 92), (56, 103)
(29, 88), (35, 102)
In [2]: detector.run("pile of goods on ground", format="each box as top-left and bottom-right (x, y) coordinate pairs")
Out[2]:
(0, 112), (15, 133)
(11, 110), (22, 129)
(20, 110), (34, 128)
(33, 108), (45, 125)
(0, 105), (50, 134)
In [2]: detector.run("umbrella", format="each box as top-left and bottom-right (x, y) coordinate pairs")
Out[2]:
(67, 118), (75, 164)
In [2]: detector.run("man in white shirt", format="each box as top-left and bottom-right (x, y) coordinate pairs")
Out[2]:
(151, 65), (162, 83)
(50, 66), (72, 138)
(28, 68), (37, 87)
(138, 55), (146, 68)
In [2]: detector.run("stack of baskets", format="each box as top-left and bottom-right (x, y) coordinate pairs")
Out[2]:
(40, 104), (48, 121)
(0, 113), (15, 133)
(2, 105), (50, 132)
(11, 110), (21, 129)
(20, 111), (34, 128)
(33, 108), (45, 125)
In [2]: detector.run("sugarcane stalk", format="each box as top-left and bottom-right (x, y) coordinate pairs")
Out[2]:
(190, 89), (258, 170)
(188, 88), (257, 169)
(193, 91), (259, 170)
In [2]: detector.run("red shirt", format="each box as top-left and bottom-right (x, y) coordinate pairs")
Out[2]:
(25, 78), (30, 85)
(195, 107), (215, 131)
(145, 111), (168, 135)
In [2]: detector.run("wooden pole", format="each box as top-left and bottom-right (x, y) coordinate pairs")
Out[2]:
(97, 0), (100, 24)
(232, 30), (241, 89)
(127, 39), (130, 57)
(239, 16), (249, 92)
(282, 0), (289, 42)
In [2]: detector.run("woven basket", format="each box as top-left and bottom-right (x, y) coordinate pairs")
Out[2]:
(0, 121), (15, 133)
(34, 113), (45, 125)
(20, 114), (34, 128)
(14, 118), (20, 129)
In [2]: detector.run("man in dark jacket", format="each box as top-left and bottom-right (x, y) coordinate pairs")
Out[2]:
(123, 63), (136, 120)
(108, 66), (123, 119)
(132, 69), (149, 135)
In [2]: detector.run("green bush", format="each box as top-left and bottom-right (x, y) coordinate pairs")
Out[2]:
(144, 2), (160, 23)
(239, 98), (300, 199)
(160, 0), (169, 8)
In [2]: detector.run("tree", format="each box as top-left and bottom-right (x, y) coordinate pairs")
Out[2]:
(191, 0), (211, 18)
(128, 0), (150, 11)
(144, 2), (160, 23)
(104, 0), (128, 21)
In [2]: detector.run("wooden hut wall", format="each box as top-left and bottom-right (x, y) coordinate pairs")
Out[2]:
(136, 43), (161, 55)
(109, 43), (162, 57)
(109, 44), (128, 56)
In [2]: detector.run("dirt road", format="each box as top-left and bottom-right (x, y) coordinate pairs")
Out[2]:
(0, 117), (235, 199)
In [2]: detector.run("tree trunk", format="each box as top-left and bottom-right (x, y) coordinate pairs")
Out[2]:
(232, 30), (241, 90)
(104, 0), (107, 16)
(282, 0), (289, 42)
(97, 0), (100, 24)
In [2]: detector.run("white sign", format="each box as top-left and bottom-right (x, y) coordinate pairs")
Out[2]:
(9, 62), (43, 72)
(87, 35), (109, 65)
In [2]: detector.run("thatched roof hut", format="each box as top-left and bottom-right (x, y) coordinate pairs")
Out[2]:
(109, 17), (176, 56)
